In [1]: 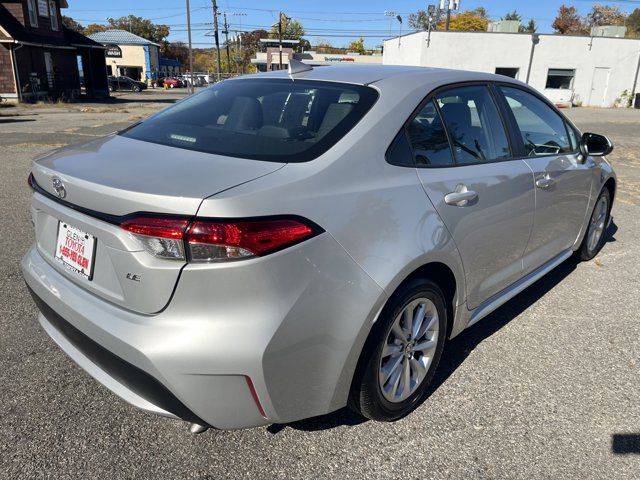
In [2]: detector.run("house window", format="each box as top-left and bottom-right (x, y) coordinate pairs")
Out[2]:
(49, 0), (58, 30)
(26, 0), (38, 27)
(495, 67), (519, 79)
(545, 69), (575, 89)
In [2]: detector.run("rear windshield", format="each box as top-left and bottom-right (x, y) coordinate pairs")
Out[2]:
(121, 78), (378, 162)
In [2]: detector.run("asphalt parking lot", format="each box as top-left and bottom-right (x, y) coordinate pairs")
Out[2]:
(1, 90), (639, 479)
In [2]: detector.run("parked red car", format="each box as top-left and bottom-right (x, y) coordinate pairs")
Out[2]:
(162, 78), (184, 88)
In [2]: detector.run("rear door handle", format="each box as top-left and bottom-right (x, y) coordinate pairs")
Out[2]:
(535, 174), (554, 189)
(444, 184), (478, 207)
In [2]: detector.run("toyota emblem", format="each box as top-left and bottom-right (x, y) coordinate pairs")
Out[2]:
(51, 176), (66, 199)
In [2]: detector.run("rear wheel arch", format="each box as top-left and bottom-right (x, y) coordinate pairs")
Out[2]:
(348, 264), (456, 419)
(395, 262), (457, 340)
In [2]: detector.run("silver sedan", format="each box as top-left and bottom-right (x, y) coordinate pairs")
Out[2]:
(22, 64), (616, 430)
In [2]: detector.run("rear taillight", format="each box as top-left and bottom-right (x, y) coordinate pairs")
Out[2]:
(121, 217), (190, 260)
(120, 216), (321, 262)
(186, 218), (317, 262)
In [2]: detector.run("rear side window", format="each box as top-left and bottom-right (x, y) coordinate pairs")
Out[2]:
(435, 86), (511, 164)
(121, 79), (378, 162)
(406, 100), (454, 167)
(500, 86), (572, 156)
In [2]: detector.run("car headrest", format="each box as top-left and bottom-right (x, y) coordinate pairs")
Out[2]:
(316, 103), (353, 138)
(224, 96), (263, 131)
(440, 102), (472, 130)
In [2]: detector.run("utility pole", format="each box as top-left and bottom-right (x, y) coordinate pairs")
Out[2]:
(185, 0), (194, 94)
(212, 0), (222, 81)
(278, 11), (283, 70)
(441, 0), (459, 31)
(223, 12), (231, 74)
(384, 11), (396, 38)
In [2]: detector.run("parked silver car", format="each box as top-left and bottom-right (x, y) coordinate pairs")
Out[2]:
(22, 64), (615, 431)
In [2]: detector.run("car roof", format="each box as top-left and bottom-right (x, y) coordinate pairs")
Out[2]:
(236, 64), (520, 87)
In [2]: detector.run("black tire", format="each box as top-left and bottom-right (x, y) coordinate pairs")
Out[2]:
(349, 278), (447, 421)
(576, 187), (611, 261)
(132, 85), (141, 92)
(108, 85), (114, 92)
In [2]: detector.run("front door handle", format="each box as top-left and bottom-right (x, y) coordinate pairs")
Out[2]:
(536, 174), (555, 189)
(444, 184), (478, 207)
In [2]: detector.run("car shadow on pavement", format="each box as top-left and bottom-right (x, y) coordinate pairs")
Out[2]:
(266, 221), (618, 434)
(0, 118), (36, 123)
(612, 433), (640, 454)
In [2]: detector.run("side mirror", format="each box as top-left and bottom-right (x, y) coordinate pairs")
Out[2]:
(580, 132), (613, 157)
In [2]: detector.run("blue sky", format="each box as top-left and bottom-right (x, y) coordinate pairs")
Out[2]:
(65, 0), (639, 48)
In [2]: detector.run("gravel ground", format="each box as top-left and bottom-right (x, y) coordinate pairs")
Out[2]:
(1, 92), (639, 479)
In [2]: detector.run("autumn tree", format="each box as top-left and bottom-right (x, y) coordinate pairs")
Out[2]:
(444, 10), (489, 31)
(347, 37), (366, 54)
(84, 23), (108, 35)
(237, 29), (268, 66)
(105, 16), (170, 44)
(315, 40), (343, 54)
(61, 15), (84, 33)
(585, 5), (626, 27)
(268, 14), (305, 40)
(552, 5), (587, 35)
(163, 41), (189, 65)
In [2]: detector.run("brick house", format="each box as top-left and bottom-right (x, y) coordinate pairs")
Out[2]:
(0, 0), (109, 101)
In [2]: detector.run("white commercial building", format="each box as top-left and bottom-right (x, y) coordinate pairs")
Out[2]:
(251, 39), (382, 72)
(383, 31), (640, 107)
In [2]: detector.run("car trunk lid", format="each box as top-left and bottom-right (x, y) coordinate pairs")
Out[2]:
(30, 135), (284, 314)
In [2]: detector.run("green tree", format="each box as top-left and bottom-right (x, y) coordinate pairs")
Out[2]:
(268, 14), (305, 40)
(502, 10), (522, 22)
(522, 19), (537, 33)
(347, 37), (366, 54)
(61, 15), (84, 33)
(628, 9), (640, 37)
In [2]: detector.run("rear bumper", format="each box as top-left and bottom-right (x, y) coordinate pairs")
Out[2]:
(27, 286), (208, 425)
(21, 233), (386, 429)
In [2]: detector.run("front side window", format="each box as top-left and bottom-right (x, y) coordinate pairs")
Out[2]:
(49, 0), (59, 30)
(500, 86), (572, 156)
(435, 85), (511, 164)
(121, 79), (378, 162)
(26, 0), (38, 27)
(406, 100), (453, 167)
(545, 69), (575, 89)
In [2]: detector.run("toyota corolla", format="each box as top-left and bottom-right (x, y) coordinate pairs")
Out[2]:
(22, 63), (616, 431)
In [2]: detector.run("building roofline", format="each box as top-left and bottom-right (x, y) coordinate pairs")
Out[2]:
(384, 29), (640, 42)
(260, 38), (300, 44)
(87, 30), (161, 47)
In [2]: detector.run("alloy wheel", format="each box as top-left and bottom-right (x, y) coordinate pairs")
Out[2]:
(587, 195), (608, 253)
(379, 298), (439, 403)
